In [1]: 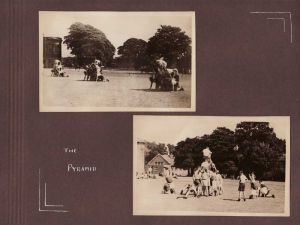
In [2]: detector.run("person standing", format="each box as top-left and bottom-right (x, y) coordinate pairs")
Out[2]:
(201, 169), (210, 197)
(237, 171), (248, 201)
(147, 166), (153, 178)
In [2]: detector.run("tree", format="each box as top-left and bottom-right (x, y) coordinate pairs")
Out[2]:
(147, 25), (192, 71)
(171, 122), (286, 180)
(177, 46), (191, 74)
(234, 122), (286, 180)
(116, 38), (148, 70)
(144, 142), (168, 164)
(173, 137), (206, 176)
(63, 22), (115, 67)
(204, 127), (236, 174)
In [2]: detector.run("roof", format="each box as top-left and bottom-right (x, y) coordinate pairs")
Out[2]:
(43, 37), (62, 42)
(147, 154), (174, 166)
(161, 154), (174, 165)
(136, 138), (147, 144)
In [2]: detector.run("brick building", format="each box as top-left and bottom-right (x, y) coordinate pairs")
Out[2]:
(147, 154), (174, 175)
(43, 37), (62, 68)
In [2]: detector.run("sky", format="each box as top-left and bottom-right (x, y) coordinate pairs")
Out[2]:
(39, 11), (194, 57)
(134, 116), (290, 145)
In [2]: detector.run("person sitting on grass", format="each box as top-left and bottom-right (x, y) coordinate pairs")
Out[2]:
(162, 166), (175, 194)
(163, 182), (175, 194)
(177, 176), (199, 199)
(237, 171), (248, 201)
(176, 167), (202, 199)
(259, 181), (275, 198)
(177, 184), (192, 199)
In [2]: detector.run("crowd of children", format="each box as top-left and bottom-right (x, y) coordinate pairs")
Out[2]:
(163, 148), (225, 198)
(161, 166), (275, 201)
(162, 169), (275, 201)
(140, 148), (276, 201)
(176, 166), (223, 199)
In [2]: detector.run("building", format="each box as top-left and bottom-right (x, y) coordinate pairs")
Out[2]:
(147, 154), (174, 175)
(136, 139), (147, 176)
(43, 37), (62, 68)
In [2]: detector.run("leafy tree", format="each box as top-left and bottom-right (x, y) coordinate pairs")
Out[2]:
(116, 38), (148, 70)
(177, 45), (191, 74)
(173, 137), (206, 176)
(63, 22), (115, 67)
(171, 122), (286, 180)
(234, 122), (286, 180)
(204, 127), (236, 174)
(147, 25), (192, 71)
(144, 142), (168, 164)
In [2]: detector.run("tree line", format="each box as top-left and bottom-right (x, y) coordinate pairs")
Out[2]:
(144, 122), (286, 181)
(63, 22), (192, 73)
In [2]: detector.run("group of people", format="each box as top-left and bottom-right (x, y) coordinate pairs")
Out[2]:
(161, 148), (276, 201)
(163, 148), (224, 198)
(150, 57), (184, 91)
(179, 166), (223, 199)
(83, 59), (109, 82)
(51, 59), (66, 77)
(238, 171), (275, 201)
(162, 167), (275, 201)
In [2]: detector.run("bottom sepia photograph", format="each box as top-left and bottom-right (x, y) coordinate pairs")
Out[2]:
(133, 116), (290, 216)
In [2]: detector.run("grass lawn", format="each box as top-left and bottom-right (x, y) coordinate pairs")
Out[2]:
(40, 68), (192, 110)
(133, 177), (287, 216)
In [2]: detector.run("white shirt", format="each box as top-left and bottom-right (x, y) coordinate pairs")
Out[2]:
(201, 161), (210, 170)
(156, 59), (167, 69)
(203, 148), (212, 157)
(239, 174), (248, 183)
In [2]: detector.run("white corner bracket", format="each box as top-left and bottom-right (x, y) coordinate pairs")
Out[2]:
(38, 169), (69, 212)
(250, 11), (293, 43)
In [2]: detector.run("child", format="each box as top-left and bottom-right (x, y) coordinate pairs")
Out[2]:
(177, 184), (195, 199)
(201, 169), (210, 197)
(210, 169), (218, 196)
(259, 181), (275, 198)
(177, 168), (201, 199)
(162, 166), (175, 194)
(216, 170), (223, 195)
(193, 167), (202, 197)
(149, 74), (156, 89)
(237, 171), (248, 201)
(249, 172), (258, 199)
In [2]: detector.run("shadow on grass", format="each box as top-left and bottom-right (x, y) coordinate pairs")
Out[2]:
(223, 198), (239, 201)
(75, 80), (109, 82)
(131, 88), (173, 92)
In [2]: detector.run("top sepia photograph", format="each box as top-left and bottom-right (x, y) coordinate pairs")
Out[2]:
(39, 11), (196, 112)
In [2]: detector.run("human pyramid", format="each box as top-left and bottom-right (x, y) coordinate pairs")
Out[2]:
(162, 147), (276, 201)
(163, 148), (224, 198)
(179, 148), (223, 198)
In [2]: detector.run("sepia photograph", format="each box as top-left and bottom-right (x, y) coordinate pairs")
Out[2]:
(39, 11), (195, 112)
(133, 116), (290, 216)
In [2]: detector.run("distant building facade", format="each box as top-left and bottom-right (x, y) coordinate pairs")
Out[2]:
(136, 140), (147, 175)
(43, 37), (62, 68)
(147, 154), (174, 175)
